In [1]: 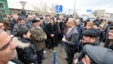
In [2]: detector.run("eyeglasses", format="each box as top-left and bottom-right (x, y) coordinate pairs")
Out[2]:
(0, 37), (13, 50)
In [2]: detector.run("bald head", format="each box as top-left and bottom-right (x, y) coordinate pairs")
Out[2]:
(13, 14), (18, 21)
(28, 14), (31, 17)
(68, 18), (75, 25)
(28, 15), (33, 21)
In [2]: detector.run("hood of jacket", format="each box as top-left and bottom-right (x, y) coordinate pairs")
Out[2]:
(12, 37), (30, 49)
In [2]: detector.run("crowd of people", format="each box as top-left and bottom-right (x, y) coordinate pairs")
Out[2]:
(0, 10), (113, 64)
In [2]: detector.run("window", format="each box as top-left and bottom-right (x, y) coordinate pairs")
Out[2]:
(0, 3), (4, 9)
(0, 10), (5, 17)
(0, 2), (5, 20)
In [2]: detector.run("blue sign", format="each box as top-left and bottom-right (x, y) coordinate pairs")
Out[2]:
(56, 5), (63, 13)
(86, 9), (92, 12)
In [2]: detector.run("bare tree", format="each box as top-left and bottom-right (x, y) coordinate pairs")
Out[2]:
(33, 0), (56, 16)
(49, 4), (56, 16)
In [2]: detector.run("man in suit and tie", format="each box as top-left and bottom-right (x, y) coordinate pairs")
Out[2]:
(62, 18), (79, 64)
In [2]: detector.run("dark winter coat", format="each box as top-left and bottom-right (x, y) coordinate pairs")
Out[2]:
(13, 37), (37, 64)
(10, 19), (17, 33)
(76, 24), (84, 40)
(104, 39), (113, 50)
(12, 23), (31, 36)
(46, 23), (58, 37)
(26, 20), (33, 28)
(45, 23), (58, 45)
(93, 19), (101, 25)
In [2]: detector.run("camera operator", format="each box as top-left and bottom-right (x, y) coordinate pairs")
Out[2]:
(74, 28), (100, 63)
(75, 45), (113, 64)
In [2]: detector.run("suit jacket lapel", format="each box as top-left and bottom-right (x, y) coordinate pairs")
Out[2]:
(66, 27), (74, 39)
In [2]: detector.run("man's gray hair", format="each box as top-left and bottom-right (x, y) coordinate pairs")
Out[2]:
(69, 18), (75, 25)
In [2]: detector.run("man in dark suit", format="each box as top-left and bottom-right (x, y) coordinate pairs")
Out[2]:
(62, 18), (79, 64)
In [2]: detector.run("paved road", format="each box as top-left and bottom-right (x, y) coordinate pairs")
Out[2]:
(43, 44), (67, 64)
(42, 42), (105, 64)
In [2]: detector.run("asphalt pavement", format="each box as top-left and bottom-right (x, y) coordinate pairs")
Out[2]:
(43, 44), (67, 64)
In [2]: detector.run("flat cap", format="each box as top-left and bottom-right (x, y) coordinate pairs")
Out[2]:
(82, 28), (99, 37)
(83, 45), (113, 64)
(32, 18), (40, 23)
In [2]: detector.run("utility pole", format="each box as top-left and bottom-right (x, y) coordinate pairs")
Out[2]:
(73, 0), (76, 18)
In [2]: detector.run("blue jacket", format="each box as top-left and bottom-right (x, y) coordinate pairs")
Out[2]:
(76, 25), (84, 40)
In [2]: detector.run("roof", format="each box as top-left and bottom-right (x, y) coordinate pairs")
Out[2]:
(8, 2), (37, 11)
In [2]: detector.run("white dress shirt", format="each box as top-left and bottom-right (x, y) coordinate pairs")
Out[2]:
(67, 27), (74, 35)
(7, 61), (16, 64)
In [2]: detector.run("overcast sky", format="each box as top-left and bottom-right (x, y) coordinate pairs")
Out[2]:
(8, 0), (113, 13)
(8, 0), (113, 8)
